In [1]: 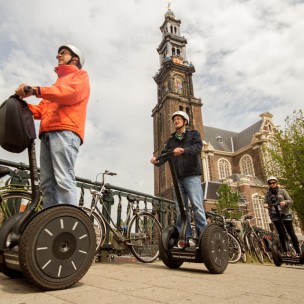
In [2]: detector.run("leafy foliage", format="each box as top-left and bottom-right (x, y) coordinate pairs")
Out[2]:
(217, 183), (241, 219)
(266, 110), (304, 229)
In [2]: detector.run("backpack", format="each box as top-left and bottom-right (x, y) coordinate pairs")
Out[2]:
(0, 95), (36, 153)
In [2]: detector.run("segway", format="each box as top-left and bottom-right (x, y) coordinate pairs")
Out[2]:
(0, 92), (96, 290)
(157, 151), (229, 274)
(270, 197), (304, 267)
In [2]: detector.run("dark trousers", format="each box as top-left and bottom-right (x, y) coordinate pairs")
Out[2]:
(273, 220), (300, 254)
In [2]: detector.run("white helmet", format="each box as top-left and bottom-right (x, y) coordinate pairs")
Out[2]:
(267, 176), (278, 183)
(58, 44), (85, 68)
(172, 111), (189, 125)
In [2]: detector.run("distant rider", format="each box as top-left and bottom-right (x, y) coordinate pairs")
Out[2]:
(264, 176), (300, 255)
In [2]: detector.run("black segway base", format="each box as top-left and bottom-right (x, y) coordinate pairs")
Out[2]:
(18, 205), (96, 290)
(272, 238), (304, 266)
(159, 224), (229, 274)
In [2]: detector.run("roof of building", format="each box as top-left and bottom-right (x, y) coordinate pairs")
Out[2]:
(203, 119), (262, 152)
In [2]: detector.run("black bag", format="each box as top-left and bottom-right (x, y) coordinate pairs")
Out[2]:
(0, 95), (36, 153)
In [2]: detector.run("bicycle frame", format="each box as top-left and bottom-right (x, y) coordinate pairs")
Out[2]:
(85, 172), (159, 247)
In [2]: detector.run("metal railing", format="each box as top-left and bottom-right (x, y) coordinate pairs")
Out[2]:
(0, 159), (176, 255)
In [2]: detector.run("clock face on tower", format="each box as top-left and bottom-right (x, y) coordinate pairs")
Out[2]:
(172, 57), (183, 65)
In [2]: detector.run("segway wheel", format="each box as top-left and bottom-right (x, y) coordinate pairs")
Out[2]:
(199, 224), (229, 274)
(159, 225), (183, 269)
(271, 239), (282, 267)
(19, 205), (96, 290)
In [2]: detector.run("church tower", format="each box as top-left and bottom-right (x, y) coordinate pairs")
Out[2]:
(152, 7), (204, 198)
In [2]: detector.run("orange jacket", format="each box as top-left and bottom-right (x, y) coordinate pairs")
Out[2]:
(28, 65), (90, 143)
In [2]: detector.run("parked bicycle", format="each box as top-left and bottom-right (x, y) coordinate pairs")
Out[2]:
(241, 214), (271, 264)
(80, 170), (162, 263)
(254, 227), (274, 263)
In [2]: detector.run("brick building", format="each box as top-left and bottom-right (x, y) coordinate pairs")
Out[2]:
(151, 8), (301, 233)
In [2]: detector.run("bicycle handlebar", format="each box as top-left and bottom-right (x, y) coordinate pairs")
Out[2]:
(95, 170), (117, 186)
(104, 170), (117, 176)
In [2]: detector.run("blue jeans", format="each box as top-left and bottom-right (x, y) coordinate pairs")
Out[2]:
(175, 175), (207, 239)
(40, 131), (80, 208)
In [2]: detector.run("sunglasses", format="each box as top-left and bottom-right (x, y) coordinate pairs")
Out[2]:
(268, 182), (277, 185)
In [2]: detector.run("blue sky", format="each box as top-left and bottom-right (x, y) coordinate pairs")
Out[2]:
(0, 0), (303, 195)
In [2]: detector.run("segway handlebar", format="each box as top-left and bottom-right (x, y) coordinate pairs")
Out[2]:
(155, 150), (174, 161)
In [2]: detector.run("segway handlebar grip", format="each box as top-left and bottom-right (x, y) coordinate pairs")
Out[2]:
(23, 86), (33, 94)
(156, 150), (173, 161)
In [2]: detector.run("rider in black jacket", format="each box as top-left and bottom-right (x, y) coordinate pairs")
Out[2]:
(150, 111), (207, 246)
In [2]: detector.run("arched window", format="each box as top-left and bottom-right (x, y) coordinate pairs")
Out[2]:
(218, 158), (231, 180)
(240, 155), (255, 176)
(252, 194), (271, 230)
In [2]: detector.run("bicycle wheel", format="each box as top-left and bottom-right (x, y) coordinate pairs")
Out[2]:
(250, 234), (264, 263)
(0, 191), (33, 225)
(127, 211), (162, 263)
(80, 207), (106, 252)
(227, 232), (242, 263)
(261, 239), (273, 263)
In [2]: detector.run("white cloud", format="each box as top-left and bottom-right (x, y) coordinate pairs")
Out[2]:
(0, 0), (303, 195)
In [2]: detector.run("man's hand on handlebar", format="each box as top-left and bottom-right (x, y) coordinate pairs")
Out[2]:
(150, 157), (159, 165)
(15, 84), (35, 98)
(150, 147), (184, 165)
(173, 147), (184, 156)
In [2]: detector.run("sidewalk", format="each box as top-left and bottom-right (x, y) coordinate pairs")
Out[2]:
(1, 257), (303, 304)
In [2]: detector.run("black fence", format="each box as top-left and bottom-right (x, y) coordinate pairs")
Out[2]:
(0, 159), (176, 258)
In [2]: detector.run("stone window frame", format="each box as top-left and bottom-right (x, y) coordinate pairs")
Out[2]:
(218, 158), (232, 180)
(252, 194), (271, 231)
(240, 154), (255, 177)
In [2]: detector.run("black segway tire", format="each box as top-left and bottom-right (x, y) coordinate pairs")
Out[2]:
(271, 239), (282, 267)
(199, 224), (229, 274)
(19, 205), (96, 290)
(159, 225), (183, 269)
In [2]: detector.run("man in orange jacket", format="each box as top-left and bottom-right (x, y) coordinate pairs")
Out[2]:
(15, 44), (90, 208)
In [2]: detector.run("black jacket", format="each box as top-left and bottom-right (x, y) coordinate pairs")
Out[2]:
(157, 129), (203, 179)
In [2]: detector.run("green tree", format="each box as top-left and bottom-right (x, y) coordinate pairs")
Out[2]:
(266, 110), (304, 229)
(217, 183), (241, 219)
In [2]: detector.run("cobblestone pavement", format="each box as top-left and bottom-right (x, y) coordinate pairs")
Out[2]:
(1, 258), (303, 304)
